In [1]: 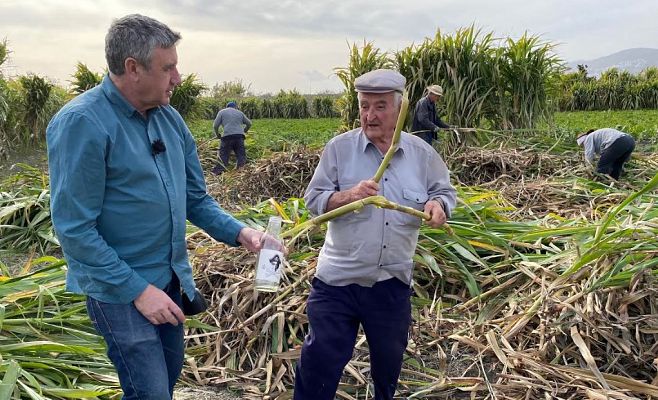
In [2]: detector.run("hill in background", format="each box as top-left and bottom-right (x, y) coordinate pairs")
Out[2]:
(568, 47), (658, 76)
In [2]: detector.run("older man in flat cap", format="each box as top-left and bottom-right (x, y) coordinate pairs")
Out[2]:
(294, 69), (457, 400)
(412, 84), (451, 145)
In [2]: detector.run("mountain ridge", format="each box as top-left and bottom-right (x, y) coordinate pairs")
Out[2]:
(568, 48), (658, 76)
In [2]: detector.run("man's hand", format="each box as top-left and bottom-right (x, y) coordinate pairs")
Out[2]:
(424, 200), (447, 228)
(349, 180), (379, 201)
(237, 227), (288, 254)
(327, 179), (379, 211)
(134, 284), (186, 326)
(237, 227), (265, 253)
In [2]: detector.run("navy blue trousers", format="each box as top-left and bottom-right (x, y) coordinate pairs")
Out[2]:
(294, 278), (412, 400)
(213, 135), (246, 174)
(597, 135), (635, 180)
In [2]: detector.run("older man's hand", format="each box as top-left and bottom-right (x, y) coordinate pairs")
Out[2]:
(349, 180), (379, 202)
(424, 200), (447, 228)
(326, 179), (379, 211)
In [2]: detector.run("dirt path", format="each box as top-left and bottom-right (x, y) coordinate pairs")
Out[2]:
(174, 386), (241, 400)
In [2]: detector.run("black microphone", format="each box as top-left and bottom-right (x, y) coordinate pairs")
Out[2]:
(151, 139), (166, 156)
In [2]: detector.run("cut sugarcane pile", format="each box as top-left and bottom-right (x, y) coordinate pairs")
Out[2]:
(182, 147), (658, 399)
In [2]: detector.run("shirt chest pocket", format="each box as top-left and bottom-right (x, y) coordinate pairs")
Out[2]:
(389, 189), (428, 228)
(402, 189), (428, 210)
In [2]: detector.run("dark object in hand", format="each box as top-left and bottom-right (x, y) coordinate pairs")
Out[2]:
(182, 288), (207, 316)
(151, 139), (166, 156)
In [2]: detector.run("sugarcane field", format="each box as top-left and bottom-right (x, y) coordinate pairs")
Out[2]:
(1, 19), (658, 400)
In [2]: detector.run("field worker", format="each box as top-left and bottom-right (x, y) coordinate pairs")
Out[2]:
(47, 14), (267, 399)
(295, 69), (457, 400)
(411, 84), (451, 145)
(576, 128), (635, 180)
(212, 100), (252, 174)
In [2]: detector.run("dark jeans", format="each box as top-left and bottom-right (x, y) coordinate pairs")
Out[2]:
(294, 278), (412, 400)
(213, 135), (246, 174)
(597, 135), (635, 180)
(86, 277), (184, 400)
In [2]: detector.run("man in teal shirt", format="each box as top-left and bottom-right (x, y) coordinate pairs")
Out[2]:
(47, 14), (266, 399)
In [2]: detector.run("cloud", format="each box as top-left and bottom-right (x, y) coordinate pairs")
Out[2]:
(117, 0), (436, 40)
(2, 0), (657, 92)
(300, 70), (329, 82)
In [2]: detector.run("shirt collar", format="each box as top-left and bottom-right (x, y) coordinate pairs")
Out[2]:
(101, 75), (161, 118)
(358, 128), (407, 157)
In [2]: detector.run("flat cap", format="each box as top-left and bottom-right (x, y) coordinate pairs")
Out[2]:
(354, 69), (406, 93)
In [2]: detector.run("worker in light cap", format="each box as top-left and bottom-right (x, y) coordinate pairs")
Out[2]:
(412, 84), (451, 145)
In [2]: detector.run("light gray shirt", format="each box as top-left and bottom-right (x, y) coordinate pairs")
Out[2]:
(213, 107), (252, 138)
(582, 128), (629, 163)
(304, 128), (457, 287)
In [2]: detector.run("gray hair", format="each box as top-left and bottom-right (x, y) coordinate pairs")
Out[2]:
(105, 14), (181, 75)
(357, 91), (403, 108)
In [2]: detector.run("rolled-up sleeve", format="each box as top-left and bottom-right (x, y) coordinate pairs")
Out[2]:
(47, 112), (149, 302)
(304, 143), (338, 216)
(426, 151), (457, 218)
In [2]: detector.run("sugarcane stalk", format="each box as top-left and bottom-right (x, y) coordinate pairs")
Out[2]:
(281, 195), (430, 240)
(281, 194), (456, 243)
(372, 93), (409, 183)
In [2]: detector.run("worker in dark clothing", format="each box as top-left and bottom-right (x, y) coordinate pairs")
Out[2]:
(212, 101), (252, 174)
(411, 85), (450, 145)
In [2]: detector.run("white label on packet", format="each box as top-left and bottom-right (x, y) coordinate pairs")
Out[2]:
(256, 249), (284, 282)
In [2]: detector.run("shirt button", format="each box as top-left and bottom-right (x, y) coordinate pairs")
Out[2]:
(384, 178), (388, 182)
(385, 222), (389, 226)
(379, 264), (383, 267)
(383, 245), (387, 248)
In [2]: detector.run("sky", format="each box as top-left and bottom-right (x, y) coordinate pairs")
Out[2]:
(1, 0), (657, 94)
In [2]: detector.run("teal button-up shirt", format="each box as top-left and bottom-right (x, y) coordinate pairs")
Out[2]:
(47, 76), (245, 304)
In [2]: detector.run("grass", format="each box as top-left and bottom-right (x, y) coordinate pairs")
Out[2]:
(187, 117), (341, 161)
(188, 117), (340, 145)
(552, 109), (658, 141)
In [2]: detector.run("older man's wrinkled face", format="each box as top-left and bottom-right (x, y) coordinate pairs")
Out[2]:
(358, 92), (399, 141)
